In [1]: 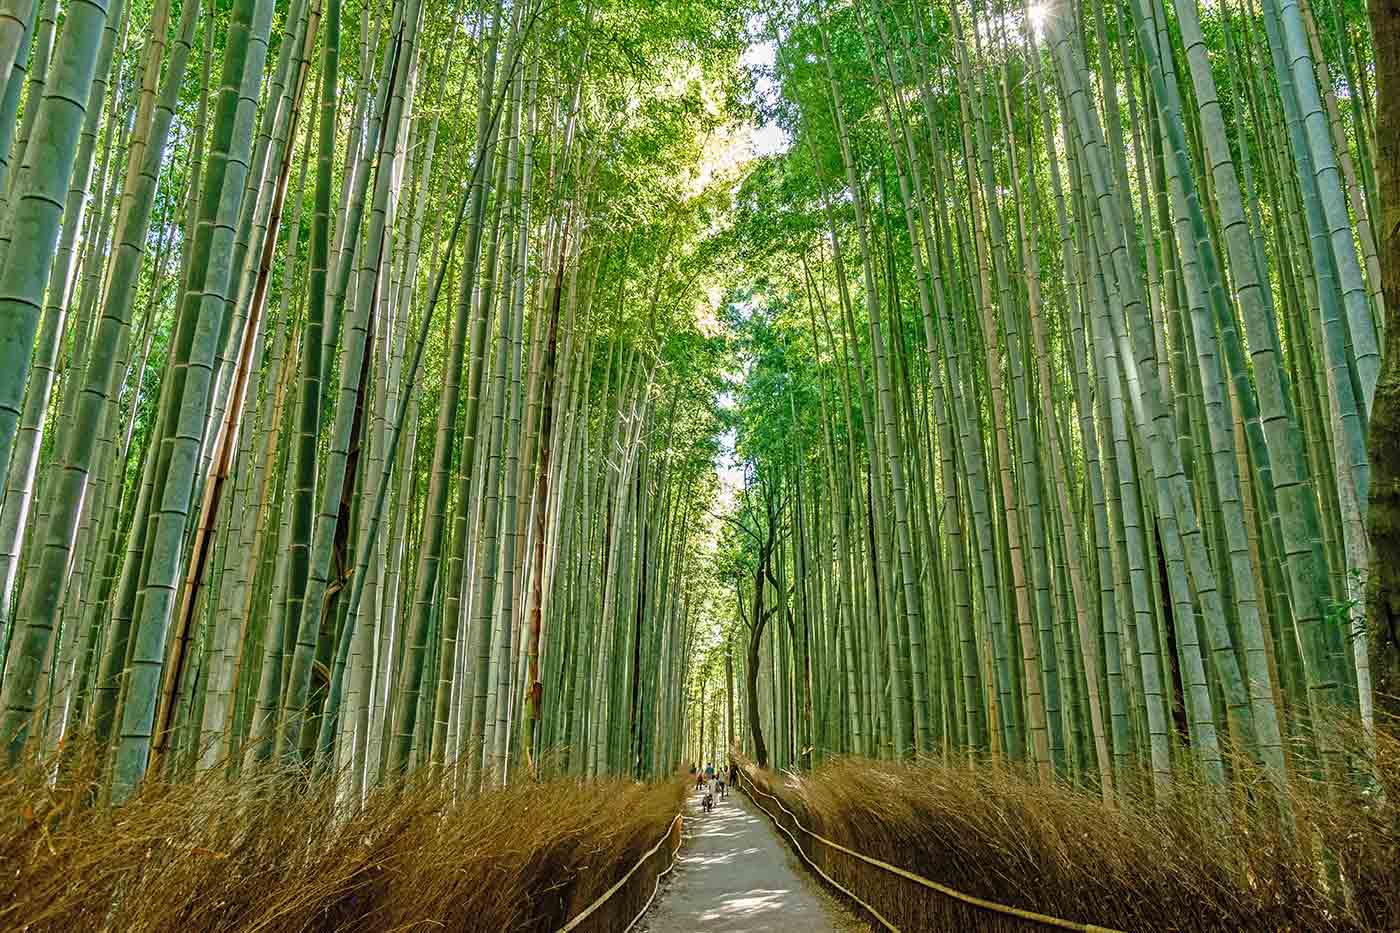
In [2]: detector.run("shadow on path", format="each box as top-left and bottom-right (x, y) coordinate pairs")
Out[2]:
(638, 787), (868, 932)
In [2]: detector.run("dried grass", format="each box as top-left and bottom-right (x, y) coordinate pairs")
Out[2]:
(0, 742), (684, 932)
(741, 718), (1400, 932)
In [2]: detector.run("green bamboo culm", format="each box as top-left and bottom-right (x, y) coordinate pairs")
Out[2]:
(0, 0), (114, 761)
(108, 0), (277, 800)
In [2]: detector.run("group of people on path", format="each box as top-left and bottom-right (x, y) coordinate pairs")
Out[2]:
(688, 761), (739, 812)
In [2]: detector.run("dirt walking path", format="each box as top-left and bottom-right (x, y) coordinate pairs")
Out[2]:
(638, 784), (868, 932)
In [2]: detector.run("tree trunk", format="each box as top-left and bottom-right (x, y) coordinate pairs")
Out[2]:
(1367, 0), (1400, 727)
(746, 615), (768, 770)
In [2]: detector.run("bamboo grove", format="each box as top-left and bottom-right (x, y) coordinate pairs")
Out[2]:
(700, 0), (1392, 800)
(0, 0), (754, 800)
(0, 0), (1395, 819)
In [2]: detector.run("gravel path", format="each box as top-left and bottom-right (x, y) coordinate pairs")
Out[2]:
(638, 784), (868, 932)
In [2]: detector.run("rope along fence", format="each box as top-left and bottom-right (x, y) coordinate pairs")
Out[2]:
(737, 769), (1124, 933)
(557, 810), (683, 933)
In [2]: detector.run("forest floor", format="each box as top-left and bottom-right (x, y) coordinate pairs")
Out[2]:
(638, 782), (867, 932)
